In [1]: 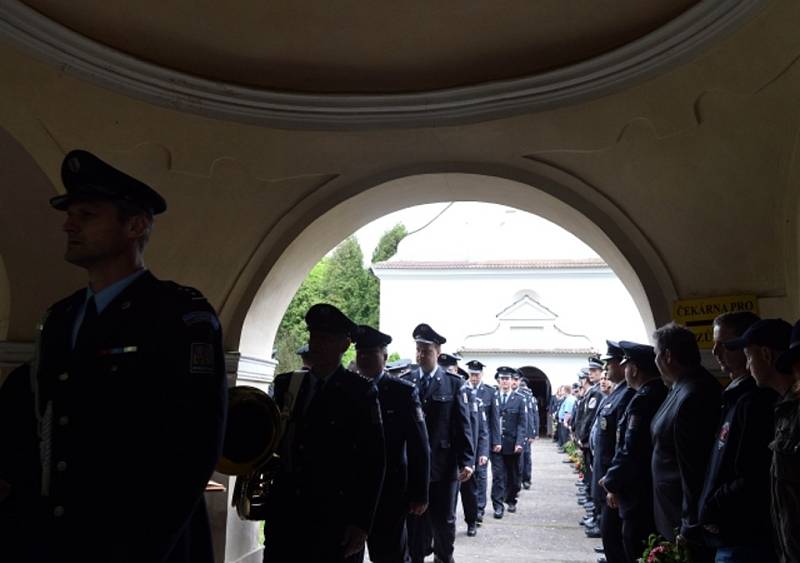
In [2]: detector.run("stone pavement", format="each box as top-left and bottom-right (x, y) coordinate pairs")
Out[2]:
(444, 439), (600, 563)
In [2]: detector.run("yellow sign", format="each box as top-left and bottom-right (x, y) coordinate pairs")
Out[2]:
(672, 295), (758, 349)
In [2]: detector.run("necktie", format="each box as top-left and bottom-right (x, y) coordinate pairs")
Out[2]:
(502, 393), (508, 406)
(419, 373), (431, 399)
(304, 375), (324, 415)
(75, 295), (98, 352)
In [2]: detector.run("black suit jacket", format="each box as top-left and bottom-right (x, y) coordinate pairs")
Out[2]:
(272, 365), (386, 535)
(650, 366), (722, 541)
(374, 373), (430, 509)
(33, 271), (227, 563)
(474, 383), (501, 448)
(497, 391), (528, 454)
(603, 378), (668, 519)
(402, 367), (474, 482)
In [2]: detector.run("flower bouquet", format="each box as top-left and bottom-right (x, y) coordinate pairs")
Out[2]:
(639, 533), (691, 563)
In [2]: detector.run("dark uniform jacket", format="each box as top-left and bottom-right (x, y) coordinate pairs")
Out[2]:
(650, 366), (722, 541)
(603, 378), (668, 519)
(270, 366), (386, 538)
(463, 384), (489, 465)
(497, 390), (528, 454)
(402, 367), (474, 481)
(0, 364), (40, 561)
(577, 383), (604, 447)
(698, 375), (778, 547)
(33, 271), (227, 563)
(473, 383), (501, 448)
(770, 387), (800, 563)
(593, 382), (635, 479)
(375, 373), (430, 507)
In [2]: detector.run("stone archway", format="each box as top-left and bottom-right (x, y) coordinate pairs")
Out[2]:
(237, 168), (676, 365)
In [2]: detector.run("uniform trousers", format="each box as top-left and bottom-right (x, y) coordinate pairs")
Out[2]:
(600, 503), (626, 563)
(459, 474), (478, 525)
(490, 452), (521, 509)
(364, 497), (411, 563)
(474, 462), (488, 513)
(621, 514), (656, 563)
(520, 442), (532, 484)
(407, 480), (458, 563)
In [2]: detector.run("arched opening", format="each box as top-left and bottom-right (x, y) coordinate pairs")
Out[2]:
(239, 170), (676, 365)
(518, 366), (551, 437)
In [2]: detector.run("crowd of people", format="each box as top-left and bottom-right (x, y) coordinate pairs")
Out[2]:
(0, 149), (798, 563)
(549, 316), (800, 563)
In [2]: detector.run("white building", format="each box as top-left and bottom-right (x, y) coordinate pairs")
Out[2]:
(371, 202), (649, 397)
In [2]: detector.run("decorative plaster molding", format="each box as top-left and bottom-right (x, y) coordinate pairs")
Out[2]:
(225, 351), (277, 385)
(0, 0), (764, 129)
(0, 341), (34, 367)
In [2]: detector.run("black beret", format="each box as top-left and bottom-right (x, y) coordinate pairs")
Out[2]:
(466, 360), (485, 372)
(600, 340), (625, 362)
(495, 366), (518, 379)
(305, 303), (355, 335)
(51, 150), (166, 215)
(351, 325), (392, 350)
(777, 320), (800, 374)
(413, 323), (446, 345)
(724, 318), (791, 352)
(437, 352), (461, 367)
(619, 340), (657, 372)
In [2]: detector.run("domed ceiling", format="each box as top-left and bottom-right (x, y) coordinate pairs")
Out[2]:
(23, 0), (699, 93)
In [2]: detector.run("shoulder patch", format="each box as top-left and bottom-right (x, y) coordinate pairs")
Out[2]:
(588, 397), (598, 409)
(190, 342), (215, 374)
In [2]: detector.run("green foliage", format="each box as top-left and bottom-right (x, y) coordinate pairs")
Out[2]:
(272, 225), (407, 373)
(372, 223), (407, 263)
(388, 352), (401, 362)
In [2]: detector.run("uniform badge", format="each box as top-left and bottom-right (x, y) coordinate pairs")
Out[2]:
(189, 342), (215, 374)
(588, 397), (597, 409)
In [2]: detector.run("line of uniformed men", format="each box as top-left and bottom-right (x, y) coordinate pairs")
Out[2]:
(550, 315), (800, 563)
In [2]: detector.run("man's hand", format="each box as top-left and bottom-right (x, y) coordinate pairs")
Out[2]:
(606, 492), (618, 509)
(458, 466), (474, 482)
(598, 477), (607, 492)
(478, 456), (488, 466)
(340, 525), (368, 557)
(408, 501), (428, 516)
(492, 444), (501, 453)
(514, 445), (523, 453)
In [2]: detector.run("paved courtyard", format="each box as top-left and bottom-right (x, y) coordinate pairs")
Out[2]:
(444, 439), (600, 563)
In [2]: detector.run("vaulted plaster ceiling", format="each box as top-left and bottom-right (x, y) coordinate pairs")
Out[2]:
(22, 0), (699, 93)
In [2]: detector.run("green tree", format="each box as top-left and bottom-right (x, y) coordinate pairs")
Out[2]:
(272, 225), (407, 373)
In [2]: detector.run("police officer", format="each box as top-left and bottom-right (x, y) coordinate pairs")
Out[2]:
(32, 150), (227, 563)
(438, 354), (488, 538)
(600, 341), (668, 563)
(266, 304), (386, 562)
(490, 367), (528, 518)
(577, 359), (605, 494)
(352, 325), (430, 563)
(402, 324), (473, 563)
(464, 360), (500, 523)
(593, 341), (635, 563)
(512, 375), (538, 490)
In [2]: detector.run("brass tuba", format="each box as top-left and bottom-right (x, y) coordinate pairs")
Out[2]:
(216, 385), (283, 520)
